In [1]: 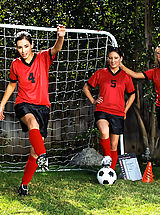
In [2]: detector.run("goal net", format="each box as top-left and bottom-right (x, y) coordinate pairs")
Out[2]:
(0, 24), (117, 172)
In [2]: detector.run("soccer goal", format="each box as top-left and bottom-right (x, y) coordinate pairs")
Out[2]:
(0, 24), (117, 172)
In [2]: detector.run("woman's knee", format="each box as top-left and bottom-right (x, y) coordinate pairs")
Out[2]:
(28, 118), (39, 130)
(99, 130), (109, 139)
(97, 120), (109, 139)
(21, 114), (39, 130)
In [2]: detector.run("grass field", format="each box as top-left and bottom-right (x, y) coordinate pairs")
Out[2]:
(0, 165), (160, 215)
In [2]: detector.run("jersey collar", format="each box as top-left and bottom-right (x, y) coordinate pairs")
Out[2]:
(21, 53), (37, 67)
(108, 67), (121, 76)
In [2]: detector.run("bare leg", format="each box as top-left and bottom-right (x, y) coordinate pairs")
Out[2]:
(96, 119), (112, 167)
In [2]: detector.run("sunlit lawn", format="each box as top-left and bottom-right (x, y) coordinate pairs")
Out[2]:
(0, 165), (160, 215)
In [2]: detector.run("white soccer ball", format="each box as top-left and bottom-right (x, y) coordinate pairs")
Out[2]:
(97, 167), (117, 185)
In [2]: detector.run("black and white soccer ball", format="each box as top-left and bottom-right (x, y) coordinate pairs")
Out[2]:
(97, 167), (117, 185)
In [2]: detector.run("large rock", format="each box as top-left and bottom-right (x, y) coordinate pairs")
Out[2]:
(70, 147), (103, 166)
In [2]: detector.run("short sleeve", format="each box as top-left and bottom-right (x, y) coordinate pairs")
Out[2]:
(87, 70), (100, 88)
(143, 68), (155, 80)
(125, 74), (135, 94)
(41, 49), (56, 67)
(49, 48), (56, 61)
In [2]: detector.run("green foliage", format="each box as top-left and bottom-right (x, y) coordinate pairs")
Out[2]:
(1, 166), (160, 214)
(143, 81), (156, 104)
(0, 0), (160, 154)
(74, 127), (100, 150)
(1, 0), (158, 71)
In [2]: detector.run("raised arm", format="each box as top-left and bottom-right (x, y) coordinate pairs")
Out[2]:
(121, 63), (145, 79)
(0, 82), (17, 120)
(50, 25), (66, 56)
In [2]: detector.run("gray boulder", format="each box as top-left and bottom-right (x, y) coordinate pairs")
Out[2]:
(70, 147), (103, 166)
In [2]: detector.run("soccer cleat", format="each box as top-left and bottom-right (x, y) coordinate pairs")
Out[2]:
(18, 184), (28, 196)
(101, 156), (112, 168)
(37, 153), (49, 171)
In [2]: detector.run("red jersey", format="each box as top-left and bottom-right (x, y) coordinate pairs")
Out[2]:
(143, 68), (160, 106)
(10, 49), (55, 106)
(87, 68), (135, 116)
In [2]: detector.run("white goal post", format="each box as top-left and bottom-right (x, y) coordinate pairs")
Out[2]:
(0, 24), (118, 172)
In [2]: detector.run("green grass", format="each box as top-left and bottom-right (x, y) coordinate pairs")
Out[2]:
(0, 165), (160, 215)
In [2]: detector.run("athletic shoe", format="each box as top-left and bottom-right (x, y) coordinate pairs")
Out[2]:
(37, 153), (49, 171)
(101, 156), (112, 168)
(18, 184), (28, 196)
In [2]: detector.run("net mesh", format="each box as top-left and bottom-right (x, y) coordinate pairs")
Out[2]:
(0, 24), (117, 172)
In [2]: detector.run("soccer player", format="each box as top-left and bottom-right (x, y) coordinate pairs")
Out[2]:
(121, 45), (160, 130)
(0, 25), (65, 196)
(83, 47), (135, 170)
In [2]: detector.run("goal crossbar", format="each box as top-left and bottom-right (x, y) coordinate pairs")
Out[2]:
(0, 23), (118, 172)
(0, 23), (118, 47)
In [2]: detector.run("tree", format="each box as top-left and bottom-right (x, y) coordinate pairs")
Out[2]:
(0, 0), (160, 159)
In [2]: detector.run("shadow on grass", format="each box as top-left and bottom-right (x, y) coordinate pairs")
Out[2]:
(0, 170), (98, 214)
(0, 165), (160, 214)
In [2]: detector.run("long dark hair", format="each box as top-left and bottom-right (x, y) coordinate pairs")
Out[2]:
(108, 46), (123, 58)
(15, 31), (32, 45)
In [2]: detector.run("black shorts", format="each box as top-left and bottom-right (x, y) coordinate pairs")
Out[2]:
(14, 102), (50, 138)
(156, 106), (160, 129)
(94, 111), (124, 135)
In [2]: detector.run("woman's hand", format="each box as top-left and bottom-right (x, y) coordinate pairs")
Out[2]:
(57, 25), (66, 37)
(0, 104), (5, 120)
(93, 97), (103, 104)
(120, 61), (124, 69)
(124, 109), (127, 120)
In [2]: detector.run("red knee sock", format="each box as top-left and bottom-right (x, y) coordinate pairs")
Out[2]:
(22, 154), (38, 185)
(99, 138), (111, 157)
(110, 150), (118, 170)
(29, 129), (46, 156)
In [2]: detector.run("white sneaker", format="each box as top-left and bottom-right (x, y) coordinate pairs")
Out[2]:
(37, 153), (49, 171)
(101, 156), (112, 168)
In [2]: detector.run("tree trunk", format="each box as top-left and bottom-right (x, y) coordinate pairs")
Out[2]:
(145, 0), (152, 67)
(133, 104), (149, 148)
(134, 1), (141, 110)
(150, 103), (159, 157)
